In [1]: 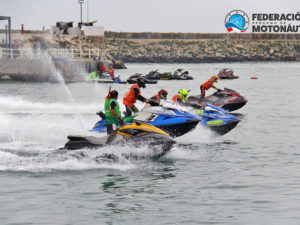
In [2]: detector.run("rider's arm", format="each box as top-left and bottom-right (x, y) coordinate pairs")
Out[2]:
(133, 87), (147, 102)
(212, 85), (220, 90)
(110, 101), (121, 119)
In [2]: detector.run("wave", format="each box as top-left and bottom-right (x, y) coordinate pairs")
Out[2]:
(0, 145), (138, 172)
(0, 95), (100, 114)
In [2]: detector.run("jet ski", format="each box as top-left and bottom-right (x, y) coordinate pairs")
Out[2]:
(218, 69), (239, 79)
(187, 88), (247, 112)
(161, 101), (239, 135)
(91, 107), (200, 138)
(112, 76), (127, 84)
(127, 73), (157, 84)
(144, 69), (194, 80)
(65, 123), (176, 158)
(88, 72), (127, 84)
(187, 102), (240, 135)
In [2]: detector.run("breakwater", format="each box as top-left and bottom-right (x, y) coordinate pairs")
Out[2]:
(105, 32), (300, 63)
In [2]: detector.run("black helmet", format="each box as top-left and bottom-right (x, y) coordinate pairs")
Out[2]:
(109, 90), (118, 98)
(158, 89), (168, 100)
(137, 78), (146, 88)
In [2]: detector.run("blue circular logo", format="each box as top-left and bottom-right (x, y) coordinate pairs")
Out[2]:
(225, 10), (249, 32)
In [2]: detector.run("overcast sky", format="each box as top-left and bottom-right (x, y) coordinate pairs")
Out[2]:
(0, 0), (298, 32)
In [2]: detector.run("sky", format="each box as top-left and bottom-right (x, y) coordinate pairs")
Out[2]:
(0, 0), (299, 33)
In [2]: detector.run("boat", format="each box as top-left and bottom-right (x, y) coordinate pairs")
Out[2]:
(91, 106), (200, 138)
(217, 69), (239, 79)
(187, 88), (247, 112)
(65, 123), (176, 158)
(187, 102), (240, 135)
(127, 73), (157, 84)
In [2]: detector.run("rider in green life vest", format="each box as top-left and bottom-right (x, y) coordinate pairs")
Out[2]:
(89, 71), (98, 80)
(105, 98), (121, 125)
(104, 90), (124, 144)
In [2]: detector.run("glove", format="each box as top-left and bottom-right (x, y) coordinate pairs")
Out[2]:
(118, 118), (125, 126)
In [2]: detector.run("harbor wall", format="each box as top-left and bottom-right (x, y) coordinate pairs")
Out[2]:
(104, 31), (300, 40)
(106, 38), (300, 63)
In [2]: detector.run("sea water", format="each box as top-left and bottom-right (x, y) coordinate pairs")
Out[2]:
(1, 62), (300, 224)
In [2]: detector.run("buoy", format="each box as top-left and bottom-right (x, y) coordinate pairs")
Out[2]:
(251, 77), (258, 79)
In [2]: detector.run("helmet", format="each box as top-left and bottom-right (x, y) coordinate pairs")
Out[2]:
(211, 75), (219, 82)
(158, 89), (168, 100)
(137, 78), (146, 88)
(109, 90), (118, 98)
(178, 89), (189, 101)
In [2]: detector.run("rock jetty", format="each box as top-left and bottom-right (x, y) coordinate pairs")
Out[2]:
(106, 38), (300, 63)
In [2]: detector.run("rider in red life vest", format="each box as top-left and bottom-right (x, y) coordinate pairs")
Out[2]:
(200, 75), (220, 98)
(123, 78), (149, 116)
(150, 89), (168, 106)
(108, 65), (115, 79)
(100, 63), (106, 76)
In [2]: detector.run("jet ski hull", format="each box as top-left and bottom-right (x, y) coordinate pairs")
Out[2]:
(127, 79), (157, 84)
(187, 88), (247, 112)
(219, 75), (239, 79)
(64, 133), (176, 158)
(188, 103), (240, 135)
(206, 120), (239, 135)
(153, 119), (199, 137)
(221, 101), (247, 112)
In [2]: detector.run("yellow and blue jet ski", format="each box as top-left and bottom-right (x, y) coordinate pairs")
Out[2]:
(64, 123), (176, 158)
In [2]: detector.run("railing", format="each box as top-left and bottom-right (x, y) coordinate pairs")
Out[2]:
(0, 47), (100, 59)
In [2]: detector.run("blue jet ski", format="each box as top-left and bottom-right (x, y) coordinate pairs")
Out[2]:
(188, 102), (240, 135)
(160, 100), (239, 135)
(91, 106), (200, 138)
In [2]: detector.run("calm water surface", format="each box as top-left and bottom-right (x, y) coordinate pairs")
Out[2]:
(1, 62), (300, 225)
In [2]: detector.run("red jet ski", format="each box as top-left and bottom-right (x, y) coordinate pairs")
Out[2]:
(218, 69), (239, 79)
(187, 88), (247, 112)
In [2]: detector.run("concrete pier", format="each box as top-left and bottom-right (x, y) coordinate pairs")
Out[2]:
(0, 47), (111, 82)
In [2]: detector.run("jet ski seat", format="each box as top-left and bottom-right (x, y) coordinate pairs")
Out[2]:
(132, 111), (156, 122)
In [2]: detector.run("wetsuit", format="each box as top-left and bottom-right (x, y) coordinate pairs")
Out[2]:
(123, 84), (147, 116)
(105, 98), (121, 143)
(200, 78), (214, 97)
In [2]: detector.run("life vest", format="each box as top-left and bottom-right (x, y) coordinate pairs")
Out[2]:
(151, 94), (161, 104)
(105, 98), (121, 125)
(100, 65), (106, 72)
(108, 68), (114, 78)
(123, 84), (140, 107)
(202, 79), (214, 90)
(171, 94), (183, 103)
(89, 72), (97, 80)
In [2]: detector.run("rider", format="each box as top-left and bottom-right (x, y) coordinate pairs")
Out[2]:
(200, 75), (220, 98)
(171, 89), (189, 104)
(108, 65), (115, 79)
(123, 78), (150, 116)
(150, 89), (168, 106)
(104, 90), (124, 144)
(100, 63), (106, 76)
